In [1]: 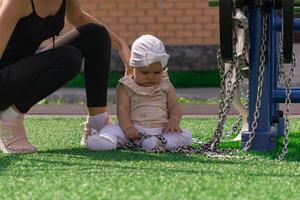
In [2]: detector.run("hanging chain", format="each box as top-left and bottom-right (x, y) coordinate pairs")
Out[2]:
(208, 53), (244, 150)
(226, 87), (249, 136)
(243, 12), (268, 151)
(278, 52), (296, 160)
(218, 50), (227, 115)
(203, 9), (249, 150)
(225, 53), (249, 136)
(278, 35), (287, 86)
(224, 9), (250, 137)
(225, 115), (242, 135)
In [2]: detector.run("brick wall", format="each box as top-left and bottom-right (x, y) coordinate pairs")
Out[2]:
(76, 0), (219, 45)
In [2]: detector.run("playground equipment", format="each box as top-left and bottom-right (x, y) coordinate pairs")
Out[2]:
(208, 0), (299, 156)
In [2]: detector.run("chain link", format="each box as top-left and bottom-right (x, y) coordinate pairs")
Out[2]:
(278, 35), (287, 86)
(243, 12), (268, 151)
(278, 52), (296, 160)
(226, 76), (249, 136)
(203, 9), (249, 151)
(208, 55), (242, 150)
(225, 115), (242, 135)
(120, 131), (236, 157)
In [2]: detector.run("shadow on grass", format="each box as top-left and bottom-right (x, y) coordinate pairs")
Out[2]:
(38, 147), (244, 164)
(2, 148), (299, 179)
(1, 133), (299, 176)
(209, 133), (300, 162)
(0, 147), (244, 169)
(0, 154), (26, 176)
(246, 133), (300, 162)
(0, 148), (242, 177)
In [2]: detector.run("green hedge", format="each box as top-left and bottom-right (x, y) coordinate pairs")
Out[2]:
(65, 71), (220, 88)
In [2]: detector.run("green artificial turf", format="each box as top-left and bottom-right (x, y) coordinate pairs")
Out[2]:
(1, 117), (300, 199)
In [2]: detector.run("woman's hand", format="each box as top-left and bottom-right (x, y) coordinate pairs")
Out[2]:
(163, 119), (182, 133)
(124, 126), (140, 140)
(118, 44), (132, 76)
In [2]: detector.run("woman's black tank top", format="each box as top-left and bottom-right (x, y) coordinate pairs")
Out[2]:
(0, 0), (66, 67)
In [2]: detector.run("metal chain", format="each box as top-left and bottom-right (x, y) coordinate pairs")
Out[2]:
(208, 53), (244, 150)
(121, 131), (235, 157)
(278, 35), (288, 87)
(225, 53), (249, 136)
(278, 52), (296, 160)
(205, 8), (249, 149)
(225, 55), (248, 136)
(225, 115), (242, 135)
(243, 12), (268, 151)
(218, 50), (226, 114)
(212, 51), (229, 140)
(222, 9), (250, 137)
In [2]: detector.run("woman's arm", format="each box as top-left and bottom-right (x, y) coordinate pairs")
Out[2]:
(0, 0), (28, 58)
(65, 0), (130, 68)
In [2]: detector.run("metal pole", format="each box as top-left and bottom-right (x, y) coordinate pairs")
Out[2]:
(240, 7), (276, 151)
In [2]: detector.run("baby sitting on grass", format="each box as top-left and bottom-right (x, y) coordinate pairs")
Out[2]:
(86, 35), (192, 151)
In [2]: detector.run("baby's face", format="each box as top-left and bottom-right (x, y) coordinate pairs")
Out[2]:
(133, 62), (163, 87)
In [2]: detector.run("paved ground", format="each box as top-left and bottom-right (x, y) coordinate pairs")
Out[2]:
(28, 88), (223, 116)
(28, 87), (300, 116)
(42, 87), (221, 103)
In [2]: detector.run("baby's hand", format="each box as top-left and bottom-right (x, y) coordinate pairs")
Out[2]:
(106, 115), (113, 125)
(163, 119), (182, 133)
(124, 126), (140, 140)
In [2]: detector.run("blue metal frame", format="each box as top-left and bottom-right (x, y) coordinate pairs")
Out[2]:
(242, 7), (300, 150)
(241, 8), (277, 150)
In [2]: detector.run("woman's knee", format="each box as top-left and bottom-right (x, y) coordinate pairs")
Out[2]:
(79, 23), (112, 49)
(57, 46), (82, 76)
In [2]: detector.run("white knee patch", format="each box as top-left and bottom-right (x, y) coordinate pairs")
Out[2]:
(87, 134), (117, 151)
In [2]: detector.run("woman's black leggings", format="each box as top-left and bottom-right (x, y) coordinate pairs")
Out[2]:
(0, 23), (111, 113)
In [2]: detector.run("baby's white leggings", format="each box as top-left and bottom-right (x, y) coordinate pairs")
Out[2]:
(86, 124), (192, 151)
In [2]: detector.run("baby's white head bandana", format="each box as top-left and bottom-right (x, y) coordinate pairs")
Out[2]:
(130, 35), (170, 68)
